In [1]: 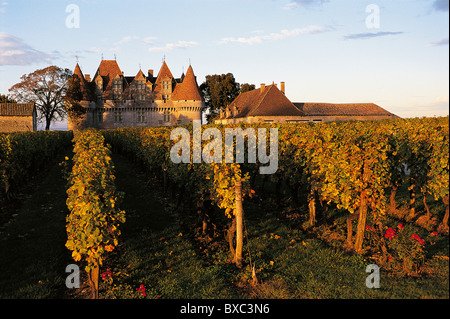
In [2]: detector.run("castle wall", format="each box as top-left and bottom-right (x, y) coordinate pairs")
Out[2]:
(67, 99), (203, 130)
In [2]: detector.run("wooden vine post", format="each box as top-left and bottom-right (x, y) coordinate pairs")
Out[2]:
(354, 161), (371, 253)
(235, 178), (244, 268)
(88, 262), (99, 299)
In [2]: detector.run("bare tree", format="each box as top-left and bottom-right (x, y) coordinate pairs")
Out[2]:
(9, 66), (72, 130)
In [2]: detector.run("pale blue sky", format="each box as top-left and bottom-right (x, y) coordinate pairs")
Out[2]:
(0, 0), (448, 122)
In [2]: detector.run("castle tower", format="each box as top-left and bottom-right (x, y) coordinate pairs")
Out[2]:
(172, 64), (203, 124)
(153, 61), (174, 101)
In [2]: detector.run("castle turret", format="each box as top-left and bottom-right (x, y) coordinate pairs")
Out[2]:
(172, 65), (202, 101)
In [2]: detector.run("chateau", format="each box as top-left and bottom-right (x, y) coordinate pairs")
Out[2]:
(68, 59), (203, 130)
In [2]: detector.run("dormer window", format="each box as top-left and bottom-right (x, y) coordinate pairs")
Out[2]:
(162, 80), (171, 91)
(136, 81), (145, 91)
(113, 79), (122, 100)
(135, 80), (146, 101)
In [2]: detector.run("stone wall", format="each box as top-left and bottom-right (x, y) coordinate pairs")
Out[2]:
(0, 116), (35, 132)
(67, 99), (203, 130)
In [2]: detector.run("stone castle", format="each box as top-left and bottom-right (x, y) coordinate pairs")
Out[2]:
(68, 59), (203, 130)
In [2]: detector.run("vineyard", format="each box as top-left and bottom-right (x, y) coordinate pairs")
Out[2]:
(0, 117), (448, 299)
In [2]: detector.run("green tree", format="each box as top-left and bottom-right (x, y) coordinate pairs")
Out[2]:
(200, 74), (240, 123)
(200, 74), (255, 123)
(9, 66), (72, 130)
(239, 83), (256, 94)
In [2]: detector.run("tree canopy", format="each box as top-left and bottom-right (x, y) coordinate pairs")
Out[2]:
(200, 73), (255, 123)
(9, 66), (72, 130)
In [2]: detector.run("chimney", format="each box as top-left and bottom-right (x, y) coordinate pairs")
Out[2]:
(260, 83), (265, 91)
(148, 69), (154, 77)
(280, 82), (285, 95)
(85, 74), (91, 82)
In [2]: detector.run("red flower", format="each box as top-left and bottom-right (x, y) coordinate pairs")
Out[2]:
(397, 223), (404, 230)
(137, 284), (146, 297)
(366, 225), (372, 231)
(431, 231), (438, 236)
(101, 269), (112, 280)
(411, 234), (425, 245)
(385, 227), (396, 240)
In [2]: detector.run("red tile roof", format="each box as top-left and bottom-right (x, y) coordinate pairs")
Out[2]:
(153, 61), (174, 100)
(221, 85), (397, 121)
(294, 102), (396, 116)
(95, 60), (122, 79)
(73, 63), (91, 100)
(172, 65), (202, 101)
(0, 103), (35, 116)
(226, 84), (304, 119)
(134, 69), (146, 82)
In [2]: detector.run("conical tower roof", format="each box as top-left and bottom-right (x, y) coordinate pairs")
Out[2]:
(73, 63), (90, 99)
(172, 65), (202, 101)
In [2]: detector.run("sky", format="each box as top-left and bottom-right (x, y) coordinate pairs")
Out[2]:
(0, 0), (448, 129)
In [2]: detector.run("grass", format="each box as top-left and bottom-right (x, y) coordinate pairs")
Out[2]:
(98, 154), (449, 299)
(0, 152), (448, 299)
(0, 152), (72, 298)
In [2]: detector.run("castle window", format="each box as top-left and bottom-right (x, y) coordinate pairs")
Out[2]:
(113, 79), (122, 100)
(164, 109), (170, 123)
(114, 110), (123, 123)
(136, 81), (145, 91)
(137, 110), (146, 123)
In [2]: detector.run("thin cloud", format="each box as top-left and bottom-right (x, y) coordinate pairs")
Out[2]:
(344, 31), (404, 40)
(283, 0), (330, 10)
(114, 35), (140, 46)
(0, 32), (56, 65)
(143, 36), (158, 44)
(432, 0), (449, 12)
(430, 38), (449, 46)
(220, 25), (330, 45)
(0, 1), (7, 14)
(148, 41), (198, 52)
